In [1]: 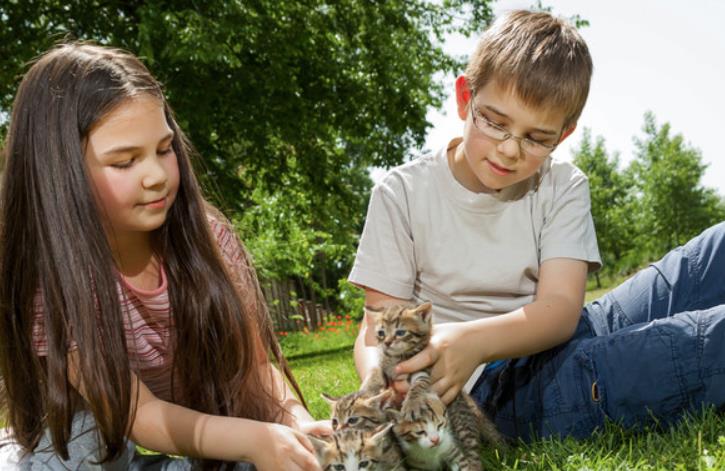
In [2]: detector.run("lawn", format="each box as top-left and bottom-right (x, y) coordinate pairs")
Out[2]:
(285, 279), (725, 470)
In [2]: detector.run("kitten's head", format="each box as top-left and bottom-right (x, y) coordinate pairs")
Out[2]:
(391, 392), (449, 450)
(365, 302), (432, 357)
(311, 424), (400, 471)
(322, 389), (395, 431)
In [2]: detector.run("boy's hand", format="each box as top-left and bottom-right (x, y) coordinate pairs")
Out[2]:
(394, 321), (481, 405)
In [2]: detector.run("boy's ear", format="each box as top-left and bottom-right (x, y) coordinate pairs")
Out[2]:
(559, 123), (577, 143)
(455, 75), (472, 120)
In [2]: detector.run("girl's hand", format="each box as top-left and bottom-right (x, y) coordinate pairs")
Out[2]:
(296, 418), (333, 437)
(394, 321), (482, 405)
(249, 422), (321, 471)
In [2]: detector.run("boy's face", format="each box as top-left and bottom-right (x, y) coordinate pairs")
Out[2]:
(453, 77), (575, 193)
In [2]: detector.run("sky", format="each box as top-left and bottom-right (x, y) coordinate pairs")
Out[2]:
(418, 0), (725, 194)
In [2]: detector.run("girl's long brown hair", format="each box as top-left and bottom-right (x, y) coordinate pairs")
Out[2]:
(0, 43), (303, 469)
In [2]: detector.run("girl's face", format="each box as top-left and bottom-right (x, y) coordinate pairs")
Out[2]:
(84, 96), (180, 242)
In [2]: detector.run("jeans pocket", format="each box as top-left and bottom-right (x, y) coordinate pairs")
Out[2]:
(587, 324), (689, 429)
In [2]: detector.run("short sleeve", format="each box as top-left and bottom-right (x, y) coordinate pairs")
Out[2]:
(539, 170), (602, 272)
(348, 178), (417, 299)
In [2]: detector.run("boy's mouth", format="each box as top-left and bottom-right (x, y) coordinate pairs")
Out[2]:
(486, 159), (514, 176)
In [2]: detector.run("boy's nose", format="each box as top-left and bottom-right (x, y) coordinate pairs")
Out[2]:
(497, 138), (522, 161)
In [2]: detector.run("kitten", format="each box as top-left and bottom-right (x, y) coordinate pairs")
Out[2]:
(365, 302), (502, 470)
(310, 423), (406, 471)
(322, 388), (397, 431)
(362, 302), (433, 393)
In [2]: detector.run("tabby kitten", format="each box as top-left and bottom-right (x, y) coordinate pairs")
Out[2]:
(362, 302), (433, 393)
(366, 302), (502, 470)
(310, 424), (406, 471)
(322, 388), (397, 431)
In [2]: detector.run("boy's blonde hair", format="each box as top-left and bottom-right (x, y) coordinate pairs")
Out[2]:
(465, 10), (592, 128)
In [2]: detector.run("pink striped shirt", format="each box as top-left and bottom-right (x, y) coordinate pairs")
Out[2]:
(32, 216), (252, 402)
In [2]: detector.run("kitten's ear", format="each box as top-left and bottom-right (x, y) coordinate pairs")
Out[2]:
(364, 304), (383, 320)
(367, 388), (395, 409)
(370, 423), (394, 444)
(413, 301), (433, 322)
(308, 434), (331, 457)
(321, 392), (338, 407)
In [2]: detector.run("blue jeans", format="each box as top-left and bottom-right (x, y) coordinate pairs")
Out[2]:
(470, 222), (725, 442)
(25, 411), (256, 470)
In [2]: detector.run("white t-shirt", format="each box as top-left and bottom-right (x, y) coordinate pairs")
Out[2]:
(350, 138), (602, 324)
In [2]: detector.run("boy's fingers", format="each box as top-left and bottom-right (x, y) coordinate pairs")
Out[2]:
(395, 347), (436, 374)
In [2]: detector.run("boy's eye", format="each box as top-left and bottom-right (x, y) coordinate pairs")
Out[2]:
(394, 329), (406, 337)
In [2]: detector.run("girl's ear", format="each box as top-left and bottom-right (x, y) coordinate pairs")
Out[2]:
(455, 74), (472, 120)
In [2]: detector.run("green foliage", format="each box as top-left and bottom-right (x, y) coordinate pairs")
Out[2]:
(572, 114), (725, 275)
(629, 112), (725, 260)
(0, 0), (494, 308)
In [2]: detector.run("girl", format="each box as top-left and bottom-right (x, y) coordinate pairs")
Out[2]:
(0, 43), (327, 470)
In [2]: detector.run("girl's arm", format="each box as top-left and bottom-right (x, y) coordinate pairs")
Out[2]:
(67, 353), (321, 471)
(384, 258), (589, 404)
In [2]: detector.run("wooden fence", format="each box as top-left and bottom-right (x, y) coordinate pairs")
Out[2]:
(260, 278), (334, 332)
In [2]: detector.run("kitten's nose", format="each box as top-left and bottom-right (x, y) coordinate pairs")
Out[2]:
(384, 339), (393, 346)
(430, 435), (440, 446)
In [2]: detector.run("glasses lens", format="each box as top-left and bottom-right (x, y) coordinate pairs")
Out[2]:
(521, 140), (553, 158)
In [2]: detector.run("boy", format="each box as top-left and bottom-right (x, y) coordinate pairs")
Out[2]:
(350, 10), (725, 441)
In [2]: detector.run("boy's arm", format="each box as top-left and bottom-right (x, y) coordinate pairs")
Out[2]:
(66, 352), (320, 470)
(395, 257), (588, 404)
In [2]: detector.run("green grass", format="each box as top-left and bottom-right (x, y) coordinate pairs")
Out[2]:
(286, 276), (725, 470)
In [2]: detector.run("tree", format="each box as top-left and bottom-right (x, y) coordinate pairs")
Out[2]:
(1, 0), (494, 309)
(572, 129), (634, 283)
(629, 112), (725, 260)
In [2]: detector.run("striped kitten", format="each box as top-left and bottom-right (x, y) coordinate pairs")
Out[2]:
(310, 424), (405, 471)
(362, 302), (433, 393)
(322, 388), (396, 431)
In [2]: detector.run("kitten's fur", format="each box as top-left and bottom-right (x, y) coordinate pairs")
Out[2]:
(362, 302), (433, 393)
(322, 388), (397, 431)
(310, 424), (405, 471)
(366, 302), (502, 470)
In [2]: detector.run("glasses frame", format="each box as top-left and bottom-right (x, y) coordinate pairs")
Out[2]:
(469, 99), (560, 159)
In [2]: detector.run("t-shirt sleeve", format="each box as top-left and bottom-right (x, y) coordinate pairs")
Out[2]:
(539, 170), (602, 272)
(348, 178), (417, 299)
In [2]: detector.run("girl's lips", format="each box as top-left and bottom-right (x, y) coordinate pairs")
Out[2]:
(486, 159), (513, 176)
(142, 197), (166, 209)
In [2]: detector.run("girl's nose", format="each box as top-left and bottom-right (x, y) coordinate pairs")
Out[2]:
(142, 156), (168, 188)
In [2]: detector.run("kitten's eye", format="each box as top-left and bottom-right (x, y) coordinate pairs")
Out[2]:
(376, 329), (385, 338)
(347, 417), (359, 425)
(394, 329), (407, 337)
(334, 465), (345, 471)
(331, 418), (339, 429)
(359, 461), (369, 468)
(415, 431), (426, 436)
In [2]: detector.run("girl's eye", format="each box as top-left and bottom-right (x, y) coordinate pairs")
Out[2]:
(158, 147), (174, 156)
(111, 159), (134, 169)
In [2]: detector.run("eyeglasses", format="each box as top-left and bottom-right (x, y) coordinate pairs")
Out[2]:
(470, 101), (559, 159)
